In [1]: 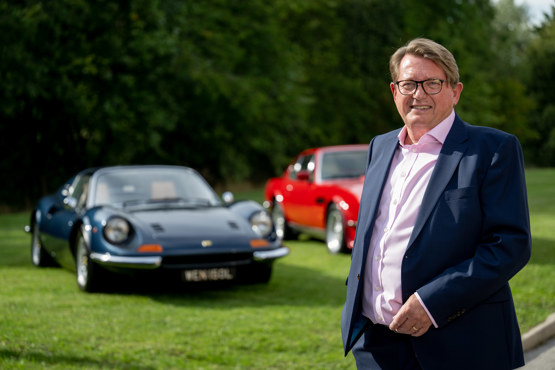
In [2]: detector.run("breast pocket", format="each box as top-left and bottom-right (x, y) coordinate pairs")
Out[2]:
(438, 187), (481, 230)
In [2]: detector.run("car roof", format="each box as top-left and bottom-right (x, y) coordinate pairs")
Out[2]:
(78, 165), (194, 177)
(297, 144), (368, 156)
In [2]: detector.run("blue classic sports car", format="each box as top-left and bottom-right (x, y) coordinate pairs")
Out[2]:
(27, 165), (289, 292)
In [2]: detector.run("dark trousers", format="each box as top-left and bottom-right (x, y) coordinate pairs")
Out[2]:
(352, 323), (422, 370)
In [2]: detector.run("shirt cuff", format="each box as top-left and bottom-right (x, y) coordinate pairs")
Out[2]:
(415, 292), (439, 328)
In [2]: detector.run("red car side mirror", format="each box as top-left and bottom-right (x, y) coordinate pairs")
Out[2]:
(296, 170), (311, 181)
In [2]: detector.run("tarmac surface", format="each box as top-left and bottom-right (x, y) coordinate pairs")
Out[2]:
(523, 337), (555, 369)
(521, 313), (555, 369)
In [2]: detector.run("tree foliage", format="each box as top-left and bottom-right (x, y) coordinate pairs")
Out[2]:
(0, 0), (552, 210)
(525, 6), (555, 165)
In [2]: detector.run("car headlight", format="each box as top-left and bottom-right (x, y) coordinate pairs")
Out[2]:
(250, 210), (273, 238)
(103, 217), (131, 244)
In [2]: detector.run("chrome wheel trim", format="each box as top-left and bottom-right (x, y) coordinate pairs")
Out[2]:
(272, 203), (286, 240)
(31, 224), (42, 266)
(326, 208), (344, 254)
(76, 235), (89, 289)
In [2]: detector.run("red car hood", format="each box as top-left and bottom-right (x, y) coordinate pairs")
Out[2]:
(324, 178), (364, 200)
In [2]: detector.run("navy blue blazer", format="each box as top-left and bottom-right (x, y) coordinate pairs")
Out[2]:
(341, 115), (531, 369)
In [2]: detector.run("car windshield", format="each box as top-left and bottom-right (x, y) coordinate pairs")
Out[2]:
(320, 150), (367, 180)
(91, 168), (221, 207)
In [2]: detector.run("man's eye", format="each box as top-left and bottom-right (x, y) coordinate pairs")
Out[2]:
(400, 82), (416, 89)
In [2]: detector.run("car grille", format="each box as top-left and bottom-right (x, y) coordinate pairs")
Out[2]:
(161, 252), (253, 269)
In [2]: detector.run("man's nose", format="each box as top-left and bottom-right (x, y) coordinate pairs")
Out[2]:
(412, 83), (428, 98)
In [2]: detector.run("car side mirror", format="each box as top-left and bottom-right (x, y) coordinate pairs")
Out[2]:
(222, 191), (234, 204)
(296, 170), (311, 181)
(63, 196), (78, 209)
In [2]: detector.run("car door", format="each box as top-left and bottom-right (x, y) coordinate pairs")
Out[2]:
(40, 174), (89, 268)
(300, 152), (330, 229)
(282, 154), (315, 227)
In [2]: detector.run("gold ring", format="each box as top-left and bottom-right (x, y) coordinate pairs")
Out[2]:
(412, 326), (418, 331)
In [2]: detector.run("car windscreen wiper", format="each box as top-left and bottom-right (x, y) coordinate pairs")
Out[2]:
(123, 197), (214, 208)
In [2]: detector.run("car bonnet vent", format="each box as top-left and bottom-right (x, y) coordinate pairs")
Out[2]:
(228, 221), (239, 229)
(151, 223), (164, 232)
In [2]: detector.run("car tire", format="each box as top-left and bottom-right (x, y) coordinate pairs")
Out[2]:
(75, 228), (105, 292)
(272, 201), (298, 240)
(326, 203), (348, 254)
(31, 222), (58, 267)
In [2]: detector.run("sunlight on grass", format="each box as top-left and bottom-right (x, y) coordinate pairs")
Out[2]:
(510, 168), (555, 332)
(0, 168), (553, 368)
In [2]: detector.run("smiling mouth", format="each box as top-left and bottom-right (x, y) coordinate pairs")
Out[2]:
(411, 105), (431, 110)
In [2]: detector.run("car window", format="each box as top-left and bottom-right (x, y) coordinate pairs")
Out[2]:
(68, 174), (91, 209)
(320, 150), (367, 180)
(93, 168), (221, 206)
(289, 154), (315, 181)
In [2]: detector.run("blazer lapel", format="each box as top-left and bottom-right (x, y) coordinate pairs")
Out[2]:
(406, 116), (469, 249)
(357, 131), (400, 255)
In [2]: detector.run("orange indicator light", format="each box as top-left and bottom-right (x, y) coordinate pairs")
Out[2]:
(137, 244), (163, 253)
(250, 239), (270, 248)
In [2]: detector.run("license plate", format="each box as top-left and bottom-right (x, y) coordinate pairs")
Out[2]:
(183, 268), (236, 282)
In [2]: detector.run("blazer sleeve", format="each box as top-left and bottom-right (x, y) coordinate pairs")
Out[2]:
(415, 133), (531, 328)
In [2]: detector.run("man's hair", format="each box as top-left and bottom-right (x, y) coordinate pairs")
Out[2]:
(389, 38), (460, 86)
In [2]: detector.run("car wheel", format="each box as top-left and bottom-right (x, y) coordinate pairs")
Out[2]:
(272, 201), (297, 240)
(326, 203), (348, 254)
(31, 222), (57, 267)
(75, 229), (104, 292)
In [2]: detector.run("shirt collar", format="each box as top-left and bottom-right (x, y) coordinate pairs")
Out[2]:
(398, 110), (456, 146)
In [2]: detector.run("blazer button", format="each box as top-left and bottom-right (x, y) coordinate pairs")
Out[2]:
(357, 274), (360, 280)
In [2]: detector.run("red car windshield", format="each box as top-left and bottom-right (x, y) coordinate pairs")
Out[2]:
(320, 150), (367, 180)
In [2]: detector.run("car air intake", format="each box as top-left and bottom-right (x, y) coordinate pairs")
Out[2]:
(150, 223), (165, 232)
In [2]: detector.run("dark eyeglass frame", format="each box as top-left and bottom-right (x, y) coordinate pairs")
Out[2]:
(394, 79), (446, 95)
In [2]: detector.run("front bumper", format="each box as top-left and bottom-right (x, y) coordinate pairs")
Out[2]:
(90, 246), (290, 269)
(90, 253), (162, 269)
(253, 246), (290, 261)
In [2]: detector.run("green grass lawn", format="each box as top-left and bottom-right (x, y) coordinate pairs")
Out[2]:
(510, 168), (555, 331)
(0, 168), (553, 369)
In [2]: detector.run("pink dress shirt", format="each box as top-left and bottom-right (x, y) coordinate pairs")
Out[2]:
(361, 110), (455, 327)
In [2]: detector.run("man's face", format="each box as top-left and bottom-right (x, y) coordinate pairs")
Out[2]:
(390, 55), (463, 137)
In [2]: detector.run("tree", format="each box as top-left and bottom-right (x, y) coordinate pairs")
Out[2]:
(0, 0), (551, 210)
(525, 6), (555, 165)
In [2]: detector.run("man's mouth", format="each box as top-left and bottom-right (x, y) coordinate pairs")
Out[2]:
(411, 105), (432, 110)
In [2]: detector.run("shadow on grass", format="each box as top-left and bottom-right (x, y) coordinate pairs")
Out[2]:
(0, 349), (154, 370)
(92, 262), (348, 308)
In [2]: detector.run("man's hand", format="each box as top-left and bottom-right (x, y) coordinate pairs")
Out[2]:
(389, 294), (433, 337)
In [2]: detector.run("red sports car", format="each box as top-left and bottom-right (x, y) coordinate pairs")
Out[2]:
(264, 144), (368, 253)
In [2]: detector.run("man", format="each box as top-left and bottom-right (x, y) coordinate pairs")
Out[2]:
(341, 38), (531, 369)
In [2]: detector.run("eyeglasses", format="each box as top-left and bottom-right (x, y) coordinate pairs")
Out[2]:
(395, 79), (445, 95)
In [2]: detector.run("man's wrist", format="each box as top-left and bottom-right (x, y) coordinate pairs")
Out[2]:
(415, 292), (439, 328)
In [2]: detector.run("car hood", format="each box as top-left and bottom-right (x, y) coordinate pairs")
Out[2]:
(128, 207), (257, 249)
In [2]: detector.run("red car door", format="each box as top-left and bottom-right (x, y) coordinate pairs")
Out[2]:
(281, 154), (317, 227)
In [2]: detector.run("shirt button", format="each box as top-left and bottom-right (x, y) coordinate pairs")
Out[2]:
(375, 285), (380, 291)
(378, 316), (384, 322)
(400, 171), (407, 178)
(384, 227), (389, 233)
(392, 199), (399, 205)
(375, 255), (381, 261)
